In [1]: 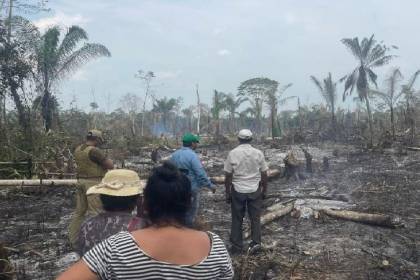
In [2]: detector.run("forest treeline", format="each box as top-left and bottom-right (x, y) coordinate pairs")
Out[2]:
(1, 1), (420, 162)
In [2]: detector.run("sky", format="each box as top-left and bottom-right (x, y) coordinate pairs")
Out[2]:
(27, 0), (420, 112)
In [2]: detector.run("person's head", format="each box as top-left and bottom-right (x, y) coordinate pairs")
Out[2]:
(182, 133), (200, 150)
(237, 129), (253, 144)
(87, 169), (145, 212)
(143, 161), (191, 227)
(86, 129), (104, 146)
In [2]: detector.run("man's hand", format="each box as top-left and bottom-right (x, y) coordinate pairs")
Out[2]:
(261, 186), (267, 200)
(225, 190), (232, 204)
(211, 184), (217, 194)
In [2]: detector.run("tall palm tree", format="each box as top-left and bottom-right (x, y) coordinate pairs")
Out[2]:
(224, 93), (245, 132)
(370, 68), (403, 139)
(35, 25), (111, 131)
(341, 34), (395, 146)
(310, 73), (338, 139)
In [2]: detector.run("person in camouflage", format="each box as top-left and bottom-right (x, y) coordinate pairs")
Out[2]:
(77, 169), (146, 256)
(68, 130), (114, 248)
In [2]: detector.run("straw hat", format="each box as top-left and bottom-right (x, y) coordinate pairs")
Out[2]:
(87, 169), (146, 196)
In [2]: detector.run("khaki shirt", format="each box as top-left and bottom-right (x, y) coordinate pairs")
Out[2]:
(224, 144), (268, 193)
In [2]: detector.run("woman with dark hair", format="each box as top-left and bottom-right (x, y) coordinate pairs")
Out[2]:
(57, 162), (234, 280)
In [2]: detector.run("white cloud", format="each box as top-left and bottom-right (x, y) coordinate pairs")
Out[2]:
(34, 12), (90, 32)
(217, 49), (231, 56)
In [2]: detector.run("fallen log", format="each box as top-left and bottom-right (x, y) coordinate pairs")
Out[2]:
(244, 202), (294, 239)
(320, 208), (403, 228)
(211, 168), (281, 184)
(0, 179), (78, 187)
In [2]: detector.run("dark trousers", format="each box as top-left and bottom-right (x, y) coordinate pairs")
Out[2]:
(230, 188), (262, 249)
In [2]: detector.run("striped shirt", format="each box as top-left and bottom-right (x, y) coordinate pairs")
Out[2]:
(83, 231), (234, 279)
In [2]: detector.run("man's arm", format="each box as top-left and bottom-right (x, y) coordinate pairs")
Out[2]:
(190, 153), (214, 190)
(101, 158), (114, 170)
(260, 171), (268, 198)
(89, 148), (114, 170)
(259, 152), (269, 198)
(224, 172), (233, 203)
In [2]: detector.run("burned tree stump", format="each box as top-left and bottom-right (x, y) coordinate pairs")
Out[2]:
(301, 147), (313, 173)
(283, 152), (300, 180)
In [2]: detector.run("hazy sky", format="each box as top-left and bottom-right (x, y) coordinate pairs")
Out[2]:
(31, 0), (420, 112)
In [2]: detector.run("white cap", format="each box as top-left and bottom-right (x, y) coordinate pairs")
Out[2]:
(238, 129), (253, 140)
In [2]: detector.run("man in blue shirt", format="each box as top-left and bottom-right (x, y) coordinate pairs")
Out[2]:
(171, 133), (216, 226)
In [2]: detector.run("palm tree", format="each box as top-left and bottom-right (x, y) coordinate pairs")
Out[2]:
(370, 68), (403, 139)
(265, 83), (293, 138)
(310, 73), (338, 139)
(341, 34), (395, 146)
(35, 25), (111, 131)
(224, 93), (246, 132)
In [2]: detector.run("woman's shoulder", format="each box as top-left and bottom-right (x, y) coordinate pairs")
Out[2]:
(206, 231), (228, 251)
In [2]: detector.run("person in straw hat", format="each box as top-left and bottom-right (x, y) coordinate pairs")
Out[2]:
(76, 169), (146, 256)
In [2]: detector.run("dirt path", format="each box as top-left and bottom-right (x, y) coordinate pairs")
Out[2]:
(0, 144), (419, 279)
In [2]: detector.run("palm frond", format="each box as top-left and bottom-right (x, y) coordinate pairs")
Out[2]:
(279, 83), (293, 94)
(56, 25), (88, 62)
(278, 96), (296, 106)
(356, 66), (368, 100)
(367, 69), (378, 88)
(343, 68), (358, 100)
(361, 34), (375, 59)
(404, 70), (420, 91)
(310, 75), (324, 93)
(56, 43), (111, 79)
(341, 37), (362, 59)
(370, 55), (394, 67)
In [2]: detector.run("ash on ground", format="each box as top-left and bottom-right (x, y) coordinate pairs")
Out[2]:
(1, 144), (419, 279)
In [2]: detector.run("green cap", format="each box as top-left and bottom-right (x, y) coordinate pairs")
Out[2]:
(182, 133), (200, 144)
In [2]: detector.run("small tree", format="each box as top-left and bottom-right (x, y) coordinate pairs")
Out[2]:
(265, 83), (293, 138)
(211, 90), (226, 141)
(135, 70), (155, 137)
(238, 77), (278, 135)
(310, 73), (338, 139)
(224, 93), (245, 133)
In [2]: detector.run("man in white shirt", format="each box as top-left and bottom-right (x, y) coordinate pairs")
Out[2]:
(224, 129), (268, 254)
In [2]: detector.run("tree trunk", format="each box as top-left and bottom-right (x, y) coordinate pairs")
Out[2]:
(365, 97), (374, 147)
(390, 106), (395, 139)
(196, 84), (200, 135)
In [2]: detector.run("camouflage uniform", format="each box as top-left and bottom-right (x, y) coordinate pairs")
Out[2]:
(68, 144), (108, 248)
(76, 212), (144, 256)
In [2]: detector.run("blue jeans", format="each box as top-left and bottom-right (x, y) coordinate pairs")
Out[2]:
(186, 191), (200, 226)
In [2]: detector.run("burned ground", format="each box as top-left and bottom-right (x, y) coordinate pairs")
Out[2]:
(0, 144), (419, 279)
